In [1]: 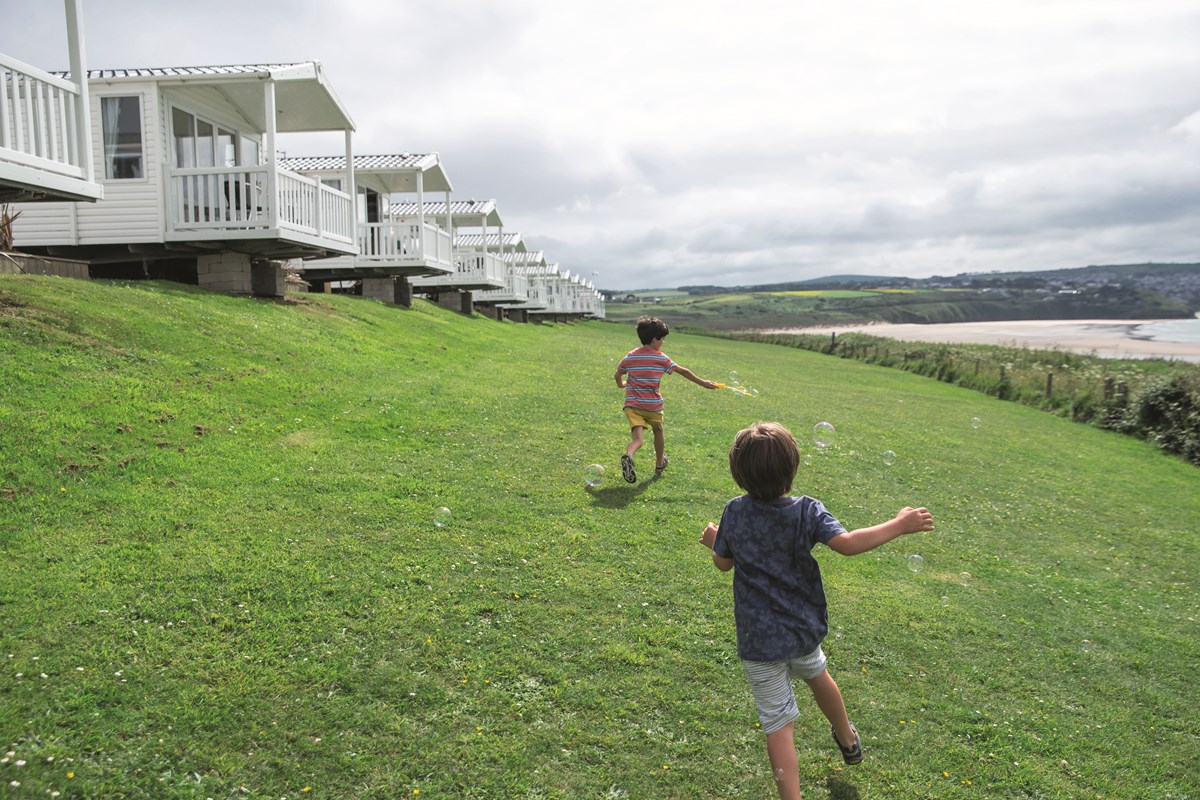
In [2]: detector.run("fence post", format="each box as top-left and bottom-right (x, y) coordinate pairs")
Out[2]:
(1045, 372), (1053, 397)
(1104, 377), (1114, 401)
(1118, 382), (1129, 405)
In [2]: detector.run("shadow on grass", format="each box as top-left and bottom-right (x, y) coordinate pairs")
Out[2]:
(586, 471), (665, 508)
(827, 776), (860, 800)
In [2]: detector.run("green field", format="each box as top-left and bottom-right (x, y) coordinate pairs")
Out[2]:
(1, 276), (1197, 799)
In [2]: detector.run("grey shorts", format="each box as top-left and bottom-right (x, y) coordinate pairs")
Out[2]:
(741, 647), (829, 735)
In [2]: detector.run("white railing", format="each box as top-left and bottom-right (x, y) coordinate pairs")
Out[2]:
(507, 270), (529, 299)
(453, 249), (506, 284)
(476, 270), (530, 303)
(0, 53), (88, 181)
(167, 165), (353, 244)
(358, 219), (453, 269)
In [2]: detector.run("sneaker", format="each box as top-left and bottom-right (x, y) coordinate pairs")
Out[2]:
(655, 456), (670, 476)
(831, 723), (863, 765)
(621, 454), (636, 483)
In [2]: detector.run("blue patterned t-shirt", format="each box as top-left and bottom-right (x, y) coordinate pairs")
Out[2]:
(712, 494), (847, 661)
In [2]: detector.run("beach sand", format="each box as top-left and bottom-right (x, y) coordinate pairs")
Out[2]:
(761, 319), (1200, 362)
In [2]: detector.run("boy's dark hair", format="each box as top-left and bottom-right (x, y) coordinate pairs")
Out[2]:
(729, 422), (799, 500)
(636, 316), (669, 345)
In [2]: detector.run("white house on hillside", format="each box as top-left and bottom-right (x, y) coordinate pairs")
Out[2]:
(526, 268), (602, 321)
(280, 153), (455, 304)
(12, 62), (357, 296)
(467, 232), (536, 319)
(489, 249), (549, 322)
(0, 0), (101, 204)
(395, 199), (507, 313)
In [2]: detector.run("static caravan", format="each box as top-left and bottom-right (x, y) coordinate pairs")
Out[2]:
(12, 62), (357, 296)
(281, 153), (456, 303)
(498, 250), (551, 317)
(525, 264), (570, 321)
(397, 200), (508, 306)
(0, 0), (101, 204)
(468, 232), (535, 315)
(530, 268), (600, 321)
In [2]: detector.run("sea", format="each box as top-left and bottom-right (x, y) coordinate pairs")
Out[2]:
(1135, 317), (1200, 344)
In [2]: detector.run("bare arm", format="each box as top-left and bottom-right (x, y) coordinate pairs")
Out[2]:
(700, 522), (735, 571)
(826, 507), (935, 556)
(614, 368), (626, 389)
(673, 365), (718, 390)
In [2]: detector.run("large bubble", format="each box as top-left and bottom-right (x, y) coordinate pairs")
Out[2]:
(813, 421), (836, 448)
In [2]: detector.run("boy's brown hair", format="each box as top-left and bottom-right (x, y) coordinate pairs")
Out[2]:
(729, 422), (800, 500)
(636, 316), (669, 345)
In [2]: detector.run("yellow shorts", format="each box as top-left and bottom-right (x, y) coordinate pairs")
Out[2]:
(624, 406), (664, 429)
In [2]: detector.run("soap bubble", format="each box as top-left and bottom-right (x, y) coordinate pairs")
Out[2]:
(803, 454), (813, 466)
(812, 422), (836, 448)
(971, 417), (982, 429)
(882, 450), (897, 466)
(907, 554), (925, 573)
(940, 595), (950, 606)
(583, 464), (605, 488)
(1080, 640), (1092, 652)
(727, 370), (740, 386)
(747, 386), (760, 397)
(433, 507), (452, 528)
(957, 572), (972, 587)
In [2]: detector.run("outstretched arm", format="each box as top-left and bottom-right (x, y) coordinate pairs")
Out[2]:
(674, 365), (718, 390)
(826, 507), (934, 556)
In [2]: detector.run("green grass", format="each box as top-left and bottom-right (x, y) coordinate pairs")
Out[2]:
(1, 275), (1198, 799)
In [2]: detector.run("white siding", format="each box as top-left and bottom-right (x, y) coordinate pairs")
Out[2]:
(13, 83), (162, 247)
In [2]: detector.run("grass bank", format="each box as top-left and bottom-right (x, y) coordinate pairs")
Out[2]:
(1, 276), (1197, 799)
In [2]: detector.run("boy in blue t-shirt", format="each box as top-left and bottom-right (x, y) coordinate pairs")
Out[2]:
(700, 422), (934, 800)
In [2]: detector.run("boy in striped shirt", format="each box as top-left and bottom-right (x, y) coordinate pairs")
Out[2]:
(614, 316), (717, 483)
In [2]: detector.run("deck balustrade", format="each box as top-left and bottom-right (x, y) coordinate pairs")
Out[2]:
(454, 249), (506, 284)
(358, 219), (454, 270)
(0, 53), (90, 183)
(167, 165), (353, 244)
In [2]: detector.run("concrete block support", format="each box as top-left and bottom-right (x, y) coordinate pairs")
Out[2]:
(197, 252), (254, 294)
(436, 290), (473, 315)
(395, 277), (413, 308)
(361, 277), (395, 303)
(474, 302), (504, 320)
(251, 261), (285, 299)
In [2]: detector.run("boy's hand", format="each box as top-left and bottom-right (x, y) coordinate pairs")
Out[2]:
(703, 380), (718, 390)
(700, 522), (718, 548)
(896, 506), (934, 534)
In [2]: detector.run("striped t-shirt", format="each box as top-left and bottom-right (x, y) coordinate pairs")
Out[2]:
(618, 346), (677, 412)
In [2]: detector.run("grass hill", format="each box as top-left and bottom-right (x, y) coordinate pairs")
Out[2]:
(1, 276), (1197, 799)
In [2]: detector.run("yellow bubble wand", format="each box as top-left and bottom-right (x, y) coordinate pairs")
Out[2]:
(714, 383), (756, 397)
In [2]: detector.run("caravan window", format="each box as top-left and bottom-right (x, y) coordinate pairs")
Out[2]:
(172, 108), (246, 169)
(100, 96), (144, 179)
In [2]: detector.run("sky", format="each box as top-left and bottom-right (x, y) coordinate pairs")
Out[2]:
(4, 0), (1199, 290)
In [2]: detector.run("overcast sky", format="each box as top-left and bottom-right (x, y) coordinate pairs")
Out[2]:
(4, 0), (1199, 289)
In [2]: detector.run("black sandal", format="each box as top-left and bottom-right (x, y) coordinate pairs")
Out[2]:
(655, 456), (669, 476)
(621, 454), (636, 483)
(832, 723), (863, 765)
